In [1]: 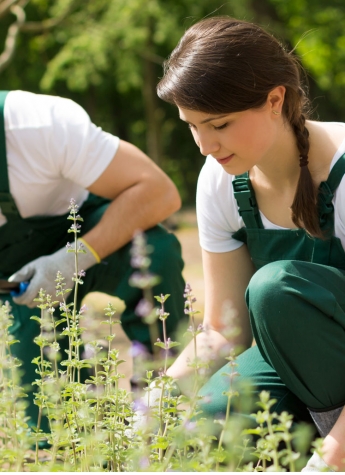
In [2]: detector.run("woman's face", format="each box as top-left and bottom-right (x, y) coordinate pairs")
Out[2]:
(178, 102), (280, 176)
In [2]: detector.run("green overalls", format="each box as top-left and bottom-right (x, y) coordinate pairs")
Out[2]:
(0, 91), (187, 431)
(198, 157), (345, 422)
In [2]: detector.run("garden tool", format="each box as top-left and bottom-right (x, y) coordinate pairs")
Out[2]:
(0, 279), (29, 296)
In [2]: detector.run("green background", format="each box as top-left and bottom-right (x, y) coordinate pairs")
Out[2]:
(1, 0), (344, 204)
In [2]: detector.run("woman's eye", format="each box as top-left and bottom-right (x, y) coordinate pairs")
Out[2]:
(188, 123), (196, 130)
(214, 123), (228, 130)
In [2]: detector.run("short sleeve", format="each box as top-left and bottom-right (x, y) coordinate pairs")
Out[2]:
(3, 91), (121, 221)
(196, 156), (245, 253)
(49, 98), (119, 188)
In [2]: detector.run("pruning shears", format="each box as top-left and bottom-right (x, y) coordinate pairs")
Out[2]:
(0, 279), (29, 297)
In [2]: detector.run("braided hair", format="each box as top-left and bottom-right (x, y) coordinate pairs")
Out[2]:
(289, 103), (319, 235)
(157, 17), (322, 237)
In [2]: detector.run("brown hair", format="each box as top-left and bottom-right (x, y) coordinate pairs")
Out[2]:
(157, 17), (322, 237)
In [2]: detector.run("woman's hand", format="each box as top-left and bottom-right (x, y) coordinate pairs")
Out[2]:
(167, 245), (255, 383)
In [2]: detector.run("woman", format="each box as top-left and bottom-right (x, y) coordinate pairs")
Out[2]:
(157, 17), (345, 471)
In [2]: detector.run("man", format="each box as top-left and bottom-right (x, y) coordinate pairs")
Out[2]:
(0, 90), (186, 430)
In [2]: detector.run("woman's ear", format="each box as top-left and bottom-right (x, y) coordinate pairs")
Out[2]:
(268, 86), (286, 114)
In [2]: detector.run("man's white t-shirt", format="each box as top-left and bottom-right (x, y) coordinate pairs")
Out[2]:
(197, 130), (345, 253)
(0, 90), (120, 226)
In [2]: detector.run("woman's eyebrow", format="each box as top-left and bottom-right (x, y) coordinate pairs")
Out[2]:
(200, 114), (229, 124)
(179, 113), (229, 124)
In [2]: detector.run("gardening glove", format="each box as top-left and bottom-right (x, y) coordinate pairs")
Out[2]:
(301, 452), (334, 472)
(8, 239), (99, 308)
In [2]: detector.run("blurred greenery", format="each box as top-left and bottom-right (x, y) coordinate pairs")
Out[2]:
(0, 0), (345, 204)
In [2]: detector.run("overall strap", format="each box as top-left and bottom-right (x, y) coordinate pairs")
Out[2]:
(0, 91), (21, 219)
(317, 154), (345, 232)
(326, 153), (345, 192)
(232, 173), (264, 229)
(311, 154), (345, 264)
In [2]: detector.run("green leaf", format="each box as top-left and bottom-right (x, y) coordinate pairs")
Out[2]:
(154, 341), (166, 349)
(167, 341), (181, 349)
(154, 294), (170, 303)
(30, 316), (41, 323)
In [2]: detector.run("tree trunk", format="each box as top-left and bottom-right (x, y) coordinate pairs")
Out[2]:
(142, 17), (163, 166)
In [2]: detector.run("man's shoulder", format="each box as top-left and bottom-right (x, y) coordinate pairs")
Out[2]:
(4, 91), (90, 133)
(6, 90), (72, 107)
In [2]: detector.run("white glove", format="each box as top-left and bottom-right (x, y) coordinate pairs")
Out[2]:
(8, 239), (98, 308)
(301, 452), (334, 472)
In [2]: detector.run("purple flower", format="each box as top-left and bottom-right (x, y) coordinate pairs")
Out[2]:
(156, 308), (169, 319)
(201, 393), (212, 404)
(83, 343), (96, 359)
(130, 255), (150, 269)
(184, 420), (197, 431)
(130, 231), (151, 264)
(128, 341), (147, 358)
(129, 272), (159, 289)
(139, 456), (150, 469)
(184, 283), (192, 294)
(79, 304), (87, 314)
(70, 223), (81, 232)
(135, 298), (153, 317)
(43, 346), (54, 359)
(68, 198), (79, 213)
(133, 398), (149, 413)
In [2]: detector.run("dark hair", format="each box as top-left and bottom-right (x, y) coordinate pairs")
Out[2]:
(157, 17), (322, 238)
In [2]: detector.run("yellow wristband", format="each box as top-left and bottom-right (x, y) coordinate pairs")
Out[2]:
(79, 238), (101, 263)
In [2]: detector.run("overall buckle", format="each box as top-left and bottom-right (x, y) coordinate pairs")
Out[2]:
(0, 192), (21, 217)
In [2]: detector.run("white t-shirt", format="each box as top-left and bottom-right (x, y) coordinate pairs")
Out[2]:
(0, 90), (120, 226)
(197, 130), (345, 253)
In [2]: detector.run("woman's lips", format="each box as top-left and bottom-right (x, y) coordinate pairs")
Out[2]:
(215, 154), (234, 165)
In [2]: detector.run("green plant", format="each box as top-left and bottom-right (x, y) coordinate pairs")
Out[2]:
(0, 200), (317, 471)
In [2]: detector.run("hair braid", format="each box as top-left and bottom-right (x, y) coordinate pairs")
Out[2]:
(290, 114), (323, 237)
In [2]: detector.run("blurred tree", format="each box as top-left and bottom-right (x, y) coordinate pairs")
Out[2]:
(0, 0), (252, 202)
(35, 0), (252, 168)
(0, 0), (80, 73)
(250, 0), (345, 120)
(1, 0), (345, 204)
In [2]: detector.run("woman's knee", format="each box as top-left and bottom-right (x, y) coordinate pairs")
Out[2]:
(246, 260), (300, 327)
(246, 260), (292, 302)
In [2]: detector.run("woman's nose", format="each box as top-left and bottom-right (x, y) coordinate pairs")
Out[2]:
(197, 133), (220, 156)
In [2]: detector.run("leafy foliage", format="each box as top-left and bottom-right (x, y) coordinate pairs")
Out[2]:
(1, 0), (345, 199)
(0, 200), (318, 471)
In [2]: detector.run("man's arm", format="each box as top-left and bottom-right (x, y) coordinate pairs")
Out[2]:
(83, 139), (181, 258)
(9, 139), (180, 307)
